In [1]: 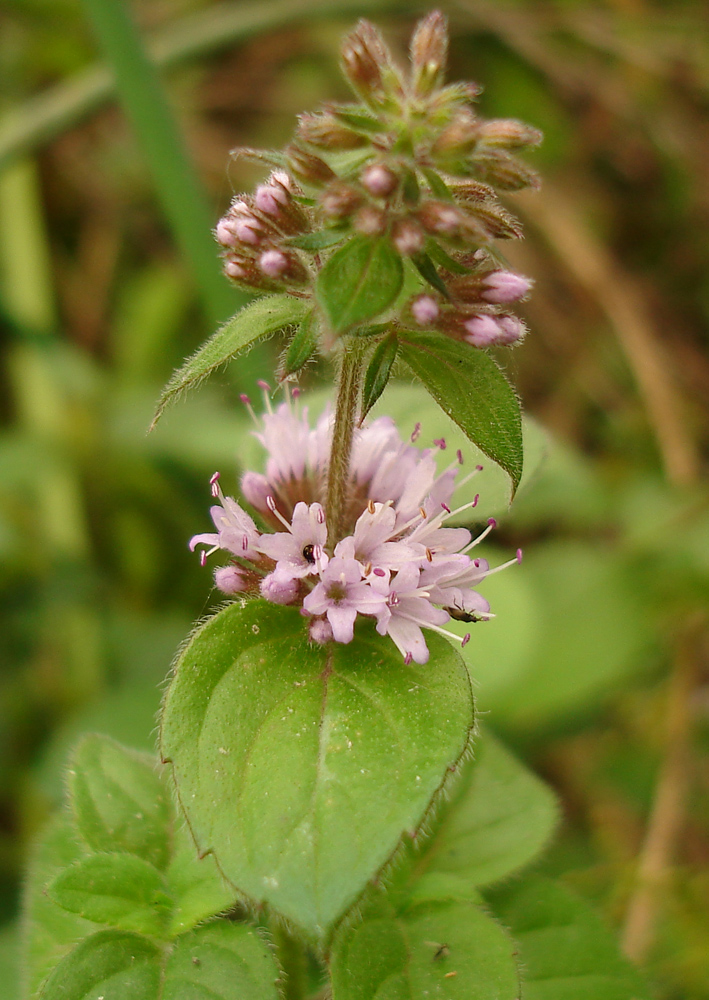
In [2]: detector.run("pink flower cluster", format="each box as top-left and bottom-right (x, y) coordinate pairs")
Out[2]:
(190, 389), (521, 664)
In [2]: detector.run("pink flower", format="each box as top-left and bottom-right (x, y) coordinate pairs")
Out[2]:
(372, 563), (451, 665)
(303, 557), (388, 643)
(258, 502), (329, 580)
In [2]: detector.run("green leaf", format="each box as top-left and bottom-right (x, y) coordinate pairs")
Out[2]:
(163, 922), (282, 1000)
(421, 167), (453, 201)
(37, 930), (161, 1000)
(362, 335), (398, 420)
(160, 601), (474, 943)
(286, 228), (347, 251)
(152, 294), (309, 427)
(426, 240), (470, 275)
(283, 310), (318, 376)
(21, 812), (94, 999)
(167, 825), (235, 937)
(69, 734), (171, 869)
(0, 924), (20, 1000)
(316, 235), (403, 334)
(48, 853), (172, 938)
(410, 251), (450, 298)
(402, 732), (558, 893)
(331, 895), (520, 1000)
(486, 877), (652, 1000)
(397, 331), (523, 494)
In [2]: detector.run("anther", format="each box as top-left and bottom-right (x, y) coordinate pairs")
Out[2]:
(266, 495), (277, 512)
(257, 379), (271, 391)
(441, 502), (451, 514)
(239, 394), (251, 405)
(456, 449), (464, 465)
(373, 567), (386, 577)
(472, 494), (479, 507)
(419, 506), (427, 519)
(488, 517), (497, 528)
(199, 551), (207, 567)
(516, 548), (523, 564)
(476, 464), (484, 471)
(317, 507), (325, 524)
(404, 652), (413, 665)
(209, 471), (220, 486)
(411, 422), (421, 442)
(364, 562), (372, 576)
(433, 437), (446, 450)
(425, 547), (433, 562)
(367, 499), (375, 514)
(461, 633), (471, 647)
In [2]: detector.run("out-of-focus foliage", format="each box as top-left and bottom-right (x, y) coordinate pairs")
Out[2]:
(0, 1), (707, 997)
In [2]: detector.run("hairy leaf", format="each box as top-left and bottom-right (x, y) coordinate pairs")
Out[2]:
(331, 895), (519, 1000)
(163, 922), (282, 1000)
(398, 331), (523, 493)
(69, 735), (171, 869)
(283, 309), (318, 376)
(486, 877), (652, 999)
(48, 853), (172, 938)
(37, 930), (161, 1000)
(361, 334), (398, 420)
(167, 825), (235, 937)
(316, 235), (403, 334)
(152, 294), (309, 426)
(21, 813), (93, 999)
(403, 732), (558, 891)
(160, 601), (474, 943)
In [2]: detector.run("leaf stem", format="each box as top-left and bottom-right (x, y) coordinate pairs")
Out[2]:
(326, 342), (365, 549)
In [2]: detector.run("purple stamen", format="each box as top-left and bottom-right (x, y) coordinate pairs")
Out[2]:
(441, 502), (451, 514)
(461, 633), (471, 647)
(257, 379), (271, 391)
(373, 567), (386, 577)
(209, 471), (220, 486)
(404, 652), (413, 665)
(516, 548), (523, 564)
(199, 551), (207, 567)
(433, 437), (446, 450)
(317, 508), (325, 524)
(476, 464), (484, 471)
(411, 422), (421, 442)
(472, 494), (479, 507)
(456, 449), (464, 464)
(488, 517), (497, 528)
(474, 559), (480, 567)
(266, 495), (277, 512)
(242, 534), (249, 551)
(239, 394), (251, 405)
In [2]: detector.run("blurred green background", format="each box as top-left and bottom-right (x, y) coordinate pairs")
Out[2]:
(0, 1), (707, 997)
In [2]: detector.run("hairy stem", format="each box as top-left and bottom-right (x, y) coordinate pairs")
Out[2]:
(326, 342), (365, 549)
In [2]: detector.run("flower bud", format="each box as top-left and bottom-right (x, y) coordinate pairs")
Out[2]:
(215, 218), (238, 249)
(285, 144), (336, 187)
(214, 565), (247, 595)
(297, 112), (366, 150)
(392, 218), (425, 255)
(477, 119), (542, 149)
(241, 471), (272, 512)
(481, 270), (533, 304)
(418, 200), (461, 236)
(258, 249), (308, 285)
(261, 571), (298, 605)
(463, 314), (502, 346)
(320, 180), (363, 219)
(353, 204), (387, 236)
(340, 20), (396, 106)
(495, 314), (527, 345)
(431, 112), (480, 156)
(309, 617), (334, 644)
(361, 163), (398, 197)
(473, 152), (541, 192)
(410, 10), (448, 96)
(411, 294), (440, 326)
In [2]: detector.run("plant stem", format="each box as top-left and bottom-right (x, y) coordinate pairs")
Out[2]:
(326, 342), (365, 549)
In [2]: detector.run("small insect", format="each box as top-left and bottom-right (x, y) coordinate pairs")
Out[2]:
(302, 544), (316, 564)
(433, 943), (450, 961)
(446, 604), (484, 624)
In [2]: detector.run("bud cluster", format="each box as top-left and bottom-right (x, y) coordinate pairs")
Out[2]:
(215, 171), (312, 293)
(409, 260), (533, 347)
(215, 11), (540, 356)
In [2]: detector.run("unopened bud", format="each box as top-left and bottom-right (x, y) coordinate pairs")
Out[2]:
(353, 205), (387, 236)
(481, 270), (532, 304)
(392, 218), (425, 255)
(261, 572), (298, 605)
(215, 218), (238, 248)
(341, 20), (393, 105)
(474, 152), (541, 192)
(411, 294), (440, 326)
(495, 314), (527, 345)
(214, 565), (247, 595)
(297, 112), (366, 150)
(410, 10), (448, 96)
(286, 144), (336, 186)
(418, 200), (461, 236)
(320, 180), (362, 219)
(254, 182), (288, 216)
(240, 471), (272, 512)
(431, 112), (480, 156)
(361, 163), (398, 197)
(309, 617), (334, 644)
(478, 119), (542, 149)
(463, 314), (502, 346)
(259, 249), (307, 284)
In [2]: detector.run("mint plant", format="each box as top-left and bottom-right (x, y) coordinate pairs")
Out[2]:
(20, 13), (651, 999)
